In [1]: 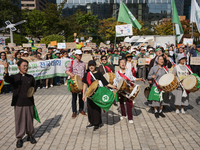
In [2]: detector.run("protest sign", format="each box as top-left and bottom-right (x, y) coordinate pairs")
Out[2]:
(34, 44), (46, 48)
(190, 57), (200, 65)
(94, 55), (101, 67)
(145, 58), (151, 65)
(8, 43), (16, 47)
(57, 43), (66, 49)
(7, 54), (13, 62)
(82, 54), (92, 68)
(23, 43), (32, 47)
(50, 41), (57, 46)
(0, 37), (6, 45)
(183, 38), (193, 46)
(113, 57), (119, 65)
(80, 37), (84, 40)
(99, 42), (110, 48)
(0, 59), (71, 82)
(66, 42), (76, 49)
(138, 58), (146, 65)
(86, 43), (96, 48)
(82, 47), (92, 51)
(116, 24), (133, 37)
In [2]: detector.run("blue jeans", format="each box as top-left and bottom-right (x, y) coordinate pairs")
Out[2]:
(54, 77), (60, 85)
(63, 77), (67, 84)
(72, 93), (84, 113)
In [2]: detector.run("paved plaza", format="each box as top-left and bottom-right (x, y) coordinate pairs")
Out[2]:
(0, 82), (200, 150)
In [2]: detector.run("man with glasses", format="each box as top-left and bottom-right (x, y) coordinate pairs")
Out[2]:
(66, 49), (86, 118)
(137, 47), (147, 80)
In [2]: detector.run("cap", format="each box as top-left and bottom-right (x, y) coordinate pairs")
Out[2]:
(20, 50), (24, 53)
(177, 54), (186, 62)
(88, 60), (96, 66)
(149, 48), (154, 52)
(75, 49), (83, 55)
(197, 44), (200, 48)
(24, 51), (29, 54)
(155, 48), (162, 52)
(55, 50), (60, 54)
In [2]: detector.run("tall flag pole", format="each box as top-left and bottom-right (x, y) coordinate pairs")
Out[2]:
(172, 0), (184, 43)
(190, 0), (200, 35)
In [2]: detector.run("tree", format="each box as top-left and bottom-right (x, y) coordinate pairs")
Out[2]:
(154, 20), (173, 36)
(22, 9), (47, 39)
(5, 34), (28, 45)
(40, 35), (65, 46)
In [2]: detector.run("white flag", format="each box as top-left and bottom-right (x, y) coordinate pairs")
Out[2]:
(190, 0), (200, 33)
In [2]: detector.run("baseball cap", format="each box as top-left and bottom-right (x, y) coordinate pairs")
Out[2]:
(75, 49), (82, 55)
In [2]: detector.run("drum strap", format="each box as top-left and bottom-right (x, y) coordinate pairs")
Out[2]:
(118, 71), (133, 86)
(87, 72), (103, 87)
(103, 65), (112, 73)
(70, 60), (74, 73)
(185, 65), (193, 74)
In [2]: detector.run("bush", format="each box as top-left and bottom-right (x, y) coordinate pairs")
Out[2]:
(40, 35), (65, 46)
(5, 34), (28, 45)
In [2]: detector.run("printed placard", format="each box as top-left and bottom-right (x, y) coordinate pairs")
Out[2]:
(66, 42), (76, 49)
(57, 43), (66, 49)
(190, 57), (200, 65)
(23, 43), (32, 47)
(50, 41), (57, 46)
(183, 38), (193, 46)
(138, 58), (146, 65)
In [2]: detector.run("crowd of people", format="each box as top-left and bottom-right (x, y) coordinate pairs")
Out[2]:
(1, 41), (200, 148)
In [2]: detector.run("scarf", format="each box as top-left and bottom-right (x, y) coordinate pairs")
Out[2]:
(196, 50), (200, 55)
(122, 51), (127, 54)
(139, 53), (145, 55)
(86, 72), (92, 85)
(102, 62), (109, 66)
(114, 54), (119, 56)
(118, 71), (133, 86)
(102, 62), (111, 73)
(71, 55), (76, 60)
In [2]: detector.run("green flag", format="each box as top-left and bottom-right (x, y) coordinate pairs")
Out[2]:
(172, 0), (183, 43)
(33, 105), (41, 123)
(28, 39), (33, 43)
(118, 2), (141, 30)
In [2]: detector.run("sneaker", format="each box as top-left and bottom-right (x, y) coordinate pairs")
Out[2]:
(128, 120), (133, 124)
(46, 86), (48, 89)
(176, 109), (180, 113)
(120, 116), (127, 120)
(64, 83), (67, 86)
(159, 112), (166, 118)
(181, 109), (186, 114)
(37, 87), (40, 90)
(155, 112), (159, 118)
(50, 85), (53, 88)
(93, 126), (100, 131)
(86, 124), (94, 128)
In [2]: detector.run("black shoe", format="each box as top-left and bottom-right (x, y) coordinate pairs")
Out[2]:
(155, 112), (159, 118)
(159, 112), (166, 118)
(16, 139), (23, 148)
(27, 136), (37, 144)
(93, 125), (100, 131)
(86, 124), (94, 128)
(113, 101), (118, 106)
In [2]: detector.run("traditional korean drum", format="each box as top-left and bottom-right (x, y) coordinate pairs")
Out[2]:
(158, 73), (179, 92)
(68, 75), (83, 93)
(86, 80), (99, 98)
(117, 78), (140, 101)
(103, 73), (115, 85)
(27, 87), (35, 97)
(182, 74), (200, 92)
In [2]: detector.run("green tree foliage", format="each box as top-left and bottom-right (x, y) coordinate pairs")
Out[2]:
(40, 35), (65, 45)
(5, 34), (28, 45)
(154, 20), (173, 35)
(0, 0), (22, 32)
(22, 9), (47, 39)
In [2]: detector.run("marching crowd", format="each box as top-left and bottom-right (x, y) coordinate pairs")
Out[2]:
(1, 42), (200, 148)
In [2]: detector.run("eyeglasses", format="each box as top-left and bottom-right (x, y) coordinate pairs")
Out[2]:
(101, 59), (107, 60)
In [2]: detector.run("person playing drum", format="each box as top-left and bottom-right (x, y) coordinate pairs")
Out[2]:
(172, 54), (190, 114)
(66, 49), (87, 119)
(113, 58), (144, 123)
(82, 60), (117, 131)
(147, 55), (170, 118)
(3, 59), (37, 148)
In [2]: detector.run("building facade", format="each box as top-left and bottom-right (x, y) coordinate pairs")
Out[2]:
(46, 0), (57, 4)
(61, 0), (172, 22)
(21, 0), (47, 10)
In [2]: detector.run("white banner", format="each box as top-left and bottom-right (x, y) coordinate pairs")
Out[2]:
(57, 43), (66, 49)
(0, 59), (71, 81)
(116, 24), (133, 37)
(190, 0), (200, 33)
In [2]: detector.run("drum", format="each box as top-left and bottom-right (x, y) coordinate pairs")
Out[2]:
(104, 73), (115, 84)
(158, 73), (179, 92)
(69, 75), (83, 93)
(86, 80), (99, 98)
(27, 87), (35, 97)
(117, 78), (140, 101)
(182, 75), (199, 92)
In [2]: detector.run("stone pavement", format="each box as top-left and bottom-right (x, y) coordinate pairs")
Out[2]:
(0, 83), (200, 150)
